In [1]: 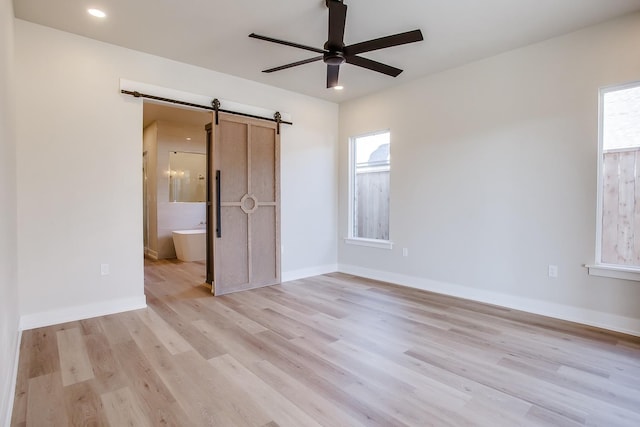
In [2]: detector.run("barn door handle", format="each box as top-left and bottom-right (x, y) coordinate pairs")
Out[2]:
(216, 170), (221, 238)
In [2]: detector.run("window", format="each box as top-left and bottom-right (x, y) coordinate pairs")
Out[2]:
(347, 131), (392, 249)
(593, 81), (640, 277)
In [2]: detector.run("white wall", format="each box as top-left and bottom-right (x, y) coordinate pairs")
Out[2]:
(15, 20), (339, 327)
(339, 13), (640, 334)
(0, 0), (19, 424)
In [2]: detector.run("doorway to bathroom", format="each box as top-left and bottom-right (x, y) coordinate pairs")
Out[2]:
(142, 101), (211, 283)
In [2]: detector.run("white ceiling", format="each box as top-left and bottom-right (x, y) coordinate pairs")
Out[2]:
(13, 0), (640, 103)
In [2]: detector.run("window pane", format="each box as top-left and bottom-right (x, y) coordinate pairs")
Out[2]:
(600, 84), (640, 266)
(353, 132), (390, 240)
(603, 85), (640, 151)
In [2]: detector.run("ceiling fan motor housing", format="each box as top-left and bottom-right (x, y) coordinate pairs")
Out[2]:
(323, 51), (345, 65)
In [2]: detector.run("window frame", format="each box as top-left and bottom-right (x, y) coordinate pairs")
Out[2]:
(345, 129), (393, 250)
(588, 80), (640, 281)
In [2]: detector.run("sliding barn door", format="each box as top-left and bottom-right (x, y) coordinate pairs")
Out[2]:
(208, 112), (280, 295)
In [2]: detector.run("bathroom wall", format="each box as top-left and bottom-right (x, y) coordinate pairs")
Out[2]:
(151, 120), (207, 259)
(169, 152), (206, 203)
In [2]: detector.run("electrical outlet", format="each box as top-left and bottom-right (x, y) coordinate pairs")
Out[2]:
(402, 248), (409, 257)
(101, 263), (110, 276)
(548, 264), (558, 278)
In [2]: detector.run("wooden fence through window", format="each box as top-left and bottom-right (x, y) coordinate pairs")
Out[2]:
(356, 170), (390, 240)
(602, 148), (640, 265)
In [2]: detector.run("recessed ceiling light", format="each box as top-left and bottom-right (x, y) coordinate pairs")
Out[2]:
(334, 86), (344, 91)
(186, 137), (192, 141)
(87, 8), (106, 18)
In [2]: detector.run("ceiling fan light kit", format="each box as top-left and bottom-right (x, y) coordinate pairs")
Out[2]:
(249, 0), (424, 89)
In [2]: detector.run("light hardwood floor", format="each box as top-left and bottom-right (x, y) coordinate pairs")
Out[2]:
(11, 259), (640, 426)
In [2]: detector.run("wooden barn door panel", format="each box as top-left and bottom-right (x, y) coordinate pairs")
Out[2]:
(217, 207), (249, 287)
(210, 112), (280, 295)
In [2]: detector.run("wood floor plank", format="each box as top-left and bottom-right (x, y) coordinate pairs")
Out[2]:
(295, 336), (474, 426)
(248, 330), (410, 426)
(209, 354), (323, 427)
(111, 339), (189, 426)
(98, 314), (133, 345)
(79, 317), (105, 336)
(504, 357), (640, 412)
(249, 359), (367, 427)
(226, 288), (344, 340)
(344, 376), (467, 427)
(23, 327), (60, 379)
(63, 381), (110, 427)
(120, 312), (247, 426)
(331, 339), (470, 406)
(84, 332), (127, 394)
(407, 345), (587, 423)
(12, 259), (640, 427)
(191, 317), (268, 366)
(224, 300), (336, 343)
(56, 327), (95, 386)
(171, 350), (274, 426)
(101, 386), (152, 427)
(25, 372), (69, 426)
(145, 290), (226, 359)
(135, 307), (193, 355)
(207, 298), (270, 334)
(405, 341), (640, 425)
(463, 394), (535, 427)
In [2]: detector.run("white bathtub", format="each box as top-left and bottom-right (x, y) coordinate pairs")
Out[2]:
(172, 229), (206, 262)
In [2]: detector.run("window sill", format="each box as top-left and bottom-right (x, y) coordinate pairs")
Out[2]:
(585, 264), (640, 281)
(344, 238), (393, 250)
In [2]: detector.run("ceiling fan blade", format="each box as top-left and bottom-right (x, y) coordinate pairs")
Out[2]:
(346, 55), (402, 77)
(249, 33), (326, 54)
(262, 56), (324, 73)
(327, 64), (340, 88)
(327, 0), (347, 48)
(344, 29), (423, 56)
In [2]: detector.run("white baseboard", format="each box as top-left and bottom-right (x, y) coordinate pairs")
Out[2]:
(2, 329), (21, 427)
(282, 264), (339, 283)
(19, 295), (147, 331)
(338, 264), (640, 337)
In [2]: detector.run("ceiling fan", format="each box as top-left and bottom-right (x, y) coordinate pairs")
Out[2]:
(249, 0), (424, 89)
